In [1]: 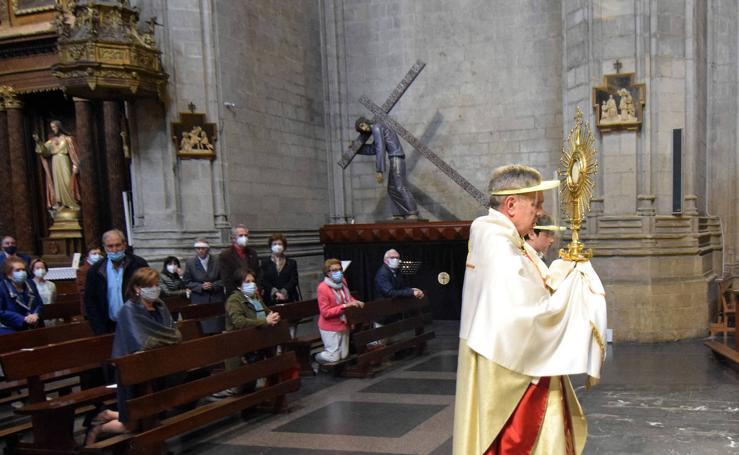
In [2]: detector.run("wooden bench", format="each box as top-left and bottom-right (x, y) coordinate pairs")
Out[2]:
(0, 334), (116, 454)
(162, 294), (191, 319)
(338, 296), (435, 378)
(272, 299), (322, 375)
(42, 300), (83, 323)
(87, 322), (300, 455)
(0, 322), (94, 404)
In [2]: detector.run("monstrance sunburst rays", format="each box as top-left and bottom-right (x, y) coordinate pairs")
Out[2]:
(558, 106), (598, 262)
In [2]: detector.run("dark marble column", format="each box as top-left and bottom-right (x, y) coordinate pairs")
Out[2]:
(103, 100), (126, 231)
(6, 100), (34, 251)
(74, 98), (100, 246)
(0, 108), (14, 238)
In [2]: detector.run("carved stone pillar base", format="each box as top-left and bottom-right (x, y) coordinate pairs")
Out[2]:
(684, 194), (699, 216)
(48, 207), (83, 239)
(637, 194), (656, 216)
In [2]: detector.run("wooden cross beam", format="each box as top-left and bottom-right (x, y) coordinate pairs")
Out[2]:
(337, 61), (426, 169)
(358, 96), (489, 208)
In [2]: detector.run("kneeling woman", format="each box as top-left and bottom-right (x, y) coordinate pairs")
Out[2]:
(85, 267), (181, 445)
(315, 259), (363, 364)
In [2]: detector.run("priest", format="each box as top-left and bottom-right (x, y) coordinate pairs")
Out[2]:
(453, 164), (607, 455)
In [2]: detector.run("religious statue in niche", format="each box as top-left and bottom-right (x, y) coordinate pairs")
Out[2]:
(180, 125), (214, 156)
(32, 120), (81, 211)
(592, 70), (645, 132)
(171, 104), (217, 160)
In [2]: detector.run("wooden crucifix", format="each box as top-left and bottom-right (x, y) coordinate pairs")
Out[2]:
(337, 60), (426, 168)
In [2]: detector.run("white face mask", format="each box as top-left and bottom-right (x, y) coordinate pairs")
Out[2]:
(139, 286), (161, 302)
(236, 235), (248, 247)
(166, 264), (178, 274)
(387, 258), (401, 269)
(34, 268), (47, 279)
(271, 244), (284, 254)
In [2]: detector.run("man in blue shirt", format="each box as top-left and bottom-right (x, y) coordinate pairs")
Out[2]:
(84, 229), (148, 335)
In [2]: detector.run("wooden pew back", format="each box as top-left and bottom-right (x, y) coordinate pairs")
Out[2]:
(93, 322), (299, 453)
(0, 322), (93, 356)
(342, 296), (435, 377)
(272, 298), (319, 323)
(178, 301), (225, 320)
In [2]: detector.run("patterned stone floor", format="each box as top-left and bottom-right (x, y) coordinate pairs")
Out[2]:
(1, 321), (737, 454)
(173, 322), (739, 455)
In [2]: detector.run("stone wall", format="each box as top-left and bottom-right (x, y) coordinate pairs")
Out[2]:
(322, 0), (564, 223)
(214, 0), (329, 291)
(215, 0), (329, 231)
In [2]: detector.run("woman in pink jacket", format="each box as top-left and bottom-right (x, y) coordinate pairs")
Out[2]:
(315, 258), (363, 364)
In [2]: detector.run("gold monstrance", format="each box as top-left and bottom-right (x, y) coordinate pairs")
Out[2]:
(559, 107), (598, 262)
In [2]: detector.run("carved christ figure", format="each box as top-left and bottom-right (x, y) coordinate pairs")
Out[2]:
(32, 120), (81, 210)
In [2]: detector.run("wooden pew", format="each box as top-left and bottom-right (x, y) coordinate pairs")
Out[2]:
(339, 296), (435, 378)
(42, 300), (82, 323)
(0, 334), (116, 454)
(163, 294), (191, 319)
(178, 301), (225, 320)
(0, 322), (94, 404)
(272, 299), (322, 375)
(87, 322), (300, 455)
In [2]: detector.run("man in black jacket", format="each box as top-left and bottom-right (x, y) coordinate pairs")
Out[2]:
(84, 229), (148, 335)
(374, 249), (424, 326)
(374, 249), (424, 300)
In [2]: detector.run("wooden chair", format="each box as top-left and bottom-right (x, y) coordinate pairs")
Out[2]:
(86, 322), (299, 455)
(709, 275), (737, 342)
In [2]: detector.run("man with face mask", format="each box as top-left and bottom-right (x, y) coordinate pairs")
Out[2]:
(84, 229), (148, 335)
(374, 249), (424, 300)
(373, 249), (424, 327)
(0, 235), (31, 270)
(218, 224), (261, 296)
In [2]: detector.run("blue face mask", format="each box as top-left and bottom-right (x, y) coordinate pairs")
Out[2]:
(107, 251), (125, 262)
(242, 282), (257, 296)
(11, 270), (27, 284)
(330, 271), (343, 283)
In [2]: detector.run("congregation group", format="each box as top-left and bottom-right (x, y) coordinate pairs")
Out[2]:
(0, 224), (431, 445)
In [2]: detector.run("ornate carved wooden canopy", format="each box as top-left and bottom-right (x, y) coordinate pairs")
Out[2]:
(51, 0), (168, 99)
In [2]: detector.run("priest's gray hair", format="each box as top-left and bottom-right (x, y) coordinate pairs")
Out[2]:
(383, 249), (399, 260)
(102, 229), (127, 244)
(488, 164), (542, 209)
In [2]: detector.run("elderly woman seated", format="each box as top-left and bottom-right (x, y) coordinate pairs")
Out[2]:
(211, 268), (281, 399)
(0, 256), (42, 334)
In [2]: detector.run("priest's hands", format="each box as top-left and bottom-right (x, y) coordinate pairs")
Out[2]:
(375, 172), (384, 184)
(548, 259), (577, 290)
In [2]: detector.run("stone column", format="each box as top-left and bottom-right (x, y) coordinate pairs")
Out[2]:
(74, 98), (100, 245)
(0, 107), (14, 237)
(5, 95), (34, 251)
(103, 100), (126, 230)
